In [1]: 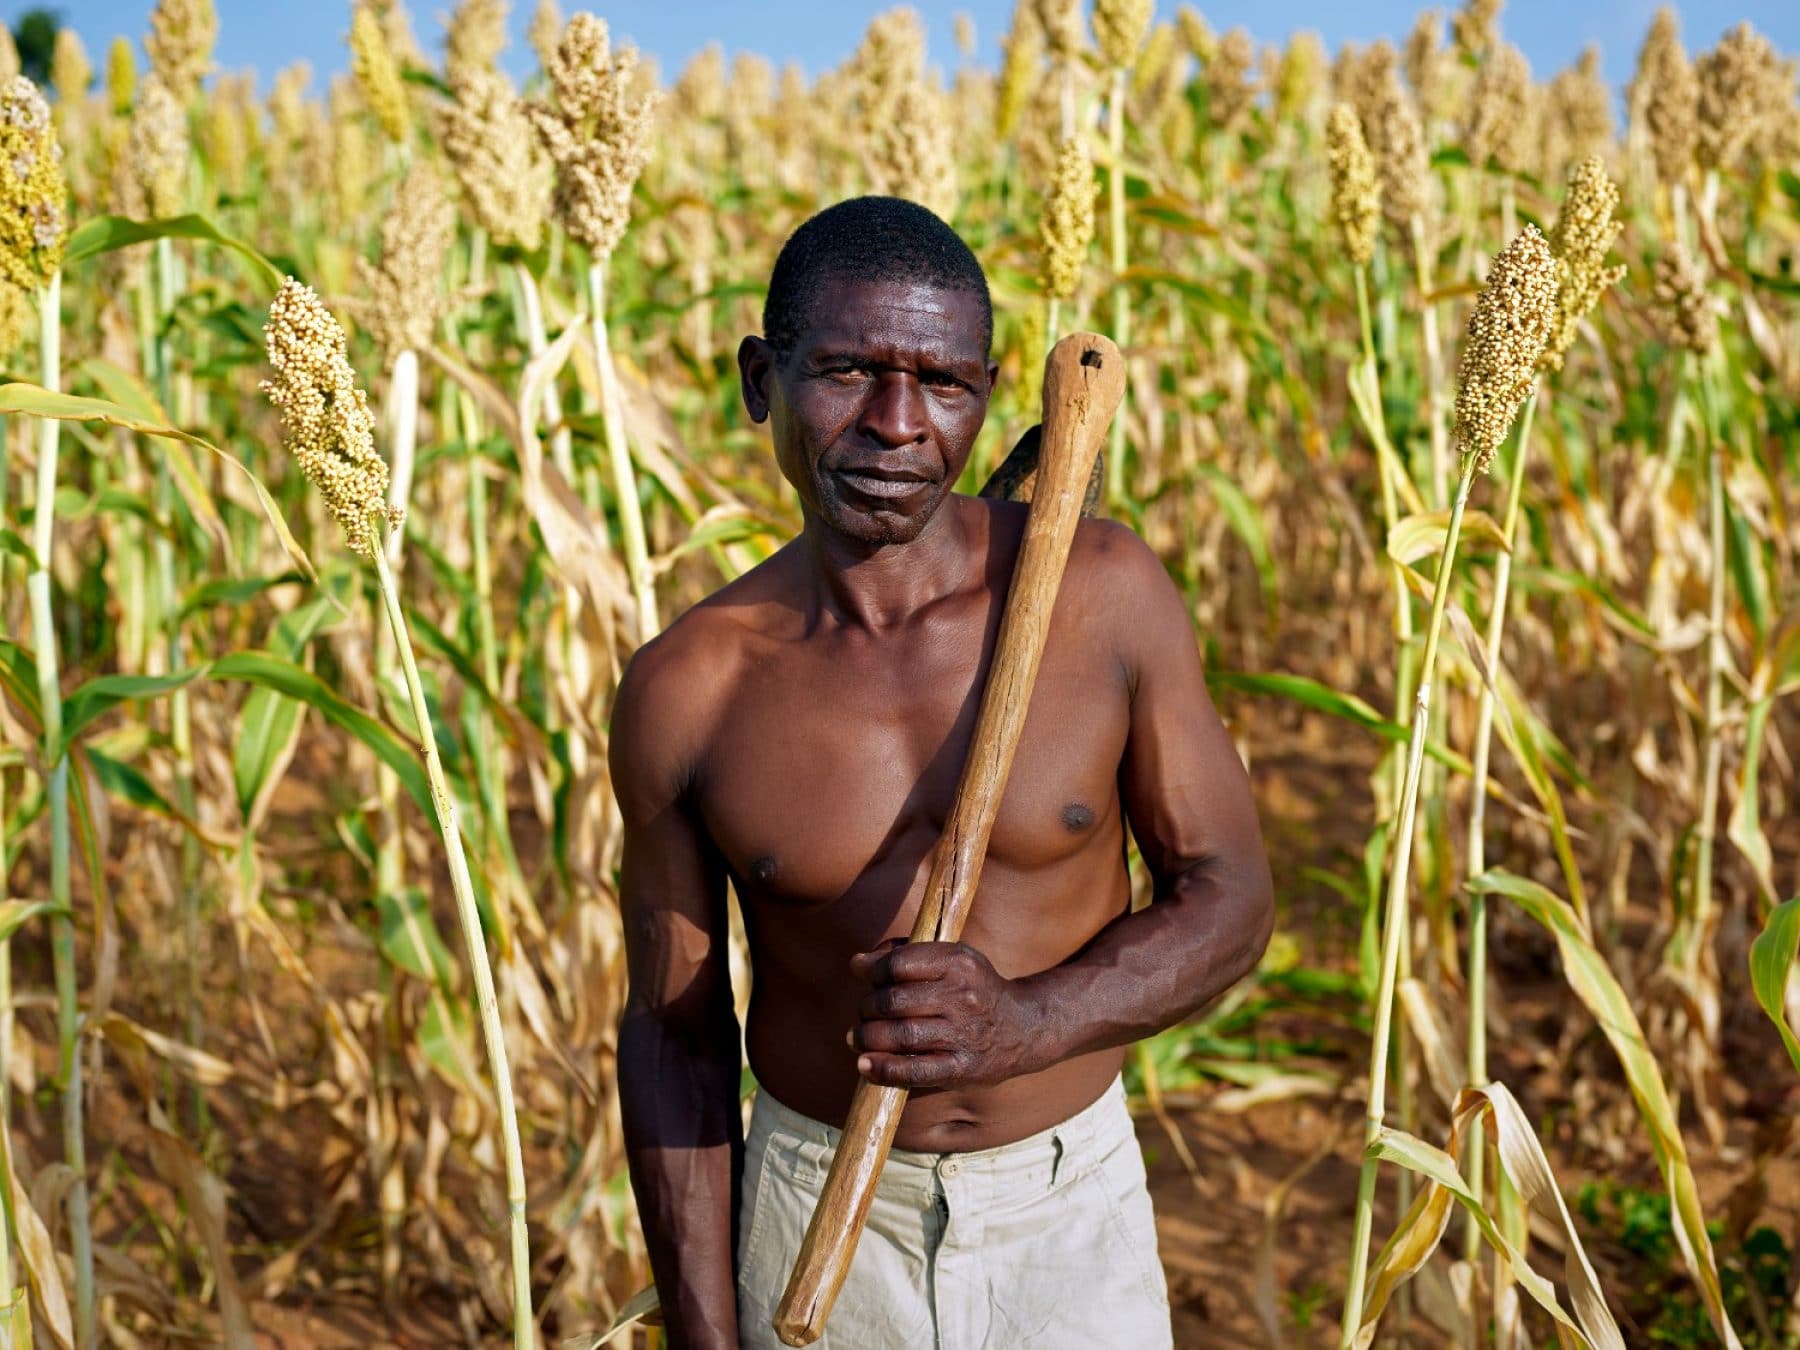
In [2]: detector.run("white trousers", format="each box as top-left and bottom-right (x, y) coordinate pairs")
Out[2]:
(736, 1078), (1173, 1349)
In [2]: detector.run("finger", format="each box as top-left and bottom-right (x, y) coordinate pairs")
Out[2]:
(857, 1052), (961, 1089)
(854, 941), (960, 986)
(859, 981), (942, 1020)
(854, 1016), (952, 1055)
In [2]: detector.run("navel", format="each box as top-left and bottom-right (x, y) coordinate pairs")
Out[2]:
(1061, 803), (1096, 833)
(750, 855), (779, 885)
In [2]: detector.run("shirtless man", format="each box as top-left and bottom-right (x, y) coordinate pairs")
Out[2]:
(611, 197), (1273, 1349)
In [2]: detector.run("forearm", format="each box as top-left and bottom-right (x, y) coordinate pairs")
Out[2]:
(619, 1007), (743, 1350)
(1017, 860), (1274, 1069)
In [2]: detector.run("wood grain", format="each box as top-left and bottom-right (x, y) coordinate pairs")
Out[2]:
(771, 333), (1127, 1346)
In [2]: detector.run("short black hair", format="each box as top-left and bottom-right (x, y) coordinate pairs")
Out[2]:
(762, 196), (993, 358)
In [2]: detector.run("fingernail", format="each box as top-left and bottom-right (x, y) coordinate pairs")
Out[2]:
(845, 1029), (854, 1047)
(857, 1056), (872, 1074)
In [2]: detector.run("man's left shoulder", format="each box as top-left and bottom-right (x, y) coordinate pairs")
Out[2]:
(1064, 517), (1180, 608)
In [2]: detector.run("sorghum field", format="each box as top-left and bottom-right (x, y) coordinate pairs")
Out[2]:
(0, 0), (1796, 1344)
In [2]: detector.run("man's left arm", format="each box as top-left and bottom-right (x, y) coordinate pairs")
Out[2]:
(853, 528), (1275, 1088)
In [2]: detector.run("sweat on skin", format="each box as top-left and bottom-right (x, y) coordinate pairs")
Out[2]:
(610, 235), (1274, 1349)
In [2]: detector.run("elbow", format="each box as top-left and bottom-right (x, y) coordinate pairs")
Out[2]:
(1233, 859), (1276, 984)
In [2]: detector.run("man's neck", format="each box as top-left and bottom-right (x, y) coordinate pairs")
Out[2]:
(797, 496), (979, 633)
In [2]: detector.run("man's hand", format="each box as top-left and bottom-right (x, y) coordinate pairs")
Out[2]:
(849, 942), (1045, 1089)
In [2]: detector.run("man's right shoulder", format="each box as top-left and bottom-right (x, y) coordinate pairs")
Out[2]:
(610, 562), (783, 800)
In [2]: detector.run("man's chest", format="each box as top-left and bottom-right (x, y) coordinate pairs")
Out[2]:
(692, 621), (1131, 911)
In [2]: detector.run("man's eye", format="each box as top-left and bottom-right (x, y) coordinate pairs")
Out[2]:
(827, 364), (870, 380)
(922, 372), (964, 390)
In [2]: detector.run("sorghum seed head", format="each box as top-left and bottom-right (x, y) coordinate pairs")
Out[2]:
(0, 29), (18, 84)
(1453, 224), (1558, 472)
(436, 65), (550, 250)
(145, 0), (218, 105)
(529, 0), (564, 72)
(954, 13), (977, 60)
(262, 277), (399, 561)
(446, 0), (509, 82)
(1175, 5), (1216, 64)
(1326, 103), (1380, 268)
(0, 280), (30, 357)
(997, 2), (1045, 141)
(1367, 58), (1433, 245)
(1034, 0), (1084, 62)
(107, 36), (137, 116)
(1403, 10), (1449, 125)
(350, 5), (411, 145)
(1542, 155), (1625, 372)
(356, 160), (454, 360)
(1465, 41), (1532, 174)
(1651, 243), (1716, 355)
(128, 73), (189, 218)
(1637, 11), (1697, 187)
(51, 30), (92, 107)
(1039, 134), (1095, 301)
(525, 11), (659, 259)
(1695, 22), (1785, 171)
(847, 10), (958, 218)
(1273, 30), (1325, 125)
(0, 76), (67, 289)
(1207, 29), (1258, 133)
(1547, 47), (1613, 170)
(1092, 0), (1152, 70)
(1451, 0), (1501, 64)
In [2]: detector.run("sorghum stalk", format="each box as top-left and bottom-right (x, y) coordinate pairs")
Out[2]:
(1459, 387), (1536, 1265)
(1094, 0), (1148, 507)
(264, 278), (532, 1345)
(153, 232), (206, 1132)
(1688, 365), (1726, 991)
(375, 544), (534, 1342)
(1104, 65), (1130, 508)
(589, 259), (659, 638)
(27, 270), (95, 1350)
(511, 260), (573, 480)
(526, 12), (659, 637)
(1340, 227), (1557, 1347)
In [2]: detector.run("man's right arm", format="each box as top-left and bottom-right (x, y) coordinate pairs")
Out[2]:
(611, 641), (741, 1349)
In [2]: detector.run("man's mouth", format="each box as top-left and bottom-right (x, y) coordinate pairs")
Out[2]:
(833, 468), (933, 501)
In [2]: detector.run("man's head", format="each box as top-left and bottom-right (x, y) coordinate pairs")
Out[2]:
(740, 197), (999, 547)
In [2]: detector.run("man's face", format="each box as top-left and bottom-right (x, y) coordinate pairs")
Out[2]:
(739, 275), (998, 547)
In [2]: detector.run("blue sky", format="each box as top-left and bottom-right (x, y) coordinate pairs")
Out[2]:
(21, 2), (1799, 98)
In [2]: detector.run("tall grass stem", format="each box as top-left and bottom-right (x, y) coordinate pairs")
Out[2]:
(370, 545), (533, 1346)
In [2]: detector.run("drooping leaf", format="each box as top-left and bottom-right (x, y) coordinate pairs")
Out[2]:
(378, 886), (459, 988)
(1749, 896), (1800, 1077)
(0, 382), (315, 580)
(64, 212), (284, 292)
(58, 667), (208, 761)
(210, 652), (431, 818)
(1470, 869), (1742, 1349)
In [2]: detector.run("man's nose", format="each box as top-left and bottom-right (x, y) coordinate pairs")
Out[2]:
(857, 371), (928, 447)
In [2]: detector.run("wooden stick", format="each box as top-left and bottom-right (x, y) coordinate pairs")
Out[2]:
(771, 333), (1127, 1346)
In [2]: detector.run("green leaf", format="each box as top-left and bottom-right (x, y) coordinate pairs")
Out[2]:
(64, 213), (285, 292)
(210, 652), (432, 819)
(1469, 868), (1740, 1346)
(1750, 896), (1800, 1077)
(80, 357), (232, 561)
(0, 900), (66, 942)
(1728, 696), (1778, 905)
(0, 382), (315, 581)
(1194, 464), (1278, 617)
(59, 667), (207, 760)
(378, 886), (459, 987)
(233, 685), (308, 827)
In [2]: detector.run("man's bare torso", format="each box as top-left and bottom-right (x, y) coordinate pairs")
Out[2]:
(652, 495), (1137, 1150)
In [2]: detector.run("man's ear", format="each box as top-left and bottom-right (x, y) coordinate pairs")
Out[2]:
(985, 359), (1000, 398)
(738, 336), (774, 424)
